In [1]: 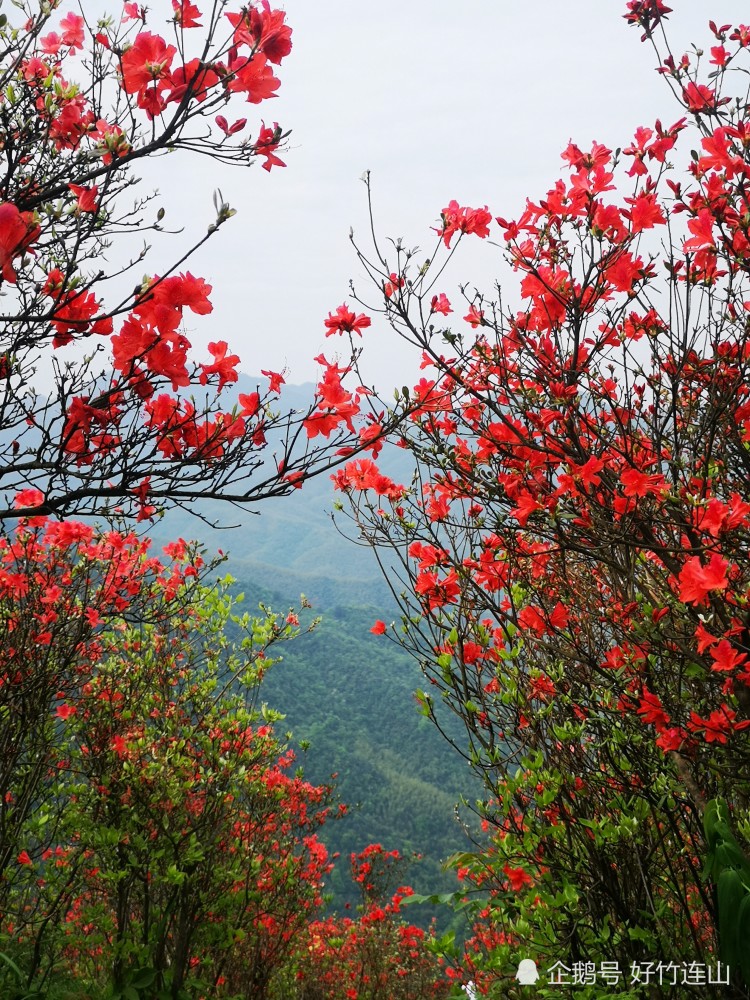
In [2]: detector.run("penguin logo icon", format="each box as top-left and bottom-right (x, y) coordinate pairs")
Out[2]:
(515, 959), (540, 985)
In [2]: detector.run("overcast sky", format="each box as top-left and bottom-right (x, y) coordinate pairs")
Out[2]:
(135, 0), (745, 393)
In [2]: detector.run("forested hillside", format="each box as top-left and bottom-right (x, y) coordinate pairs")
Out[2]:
(246, 596), (472, 922)
(152, 381), (478, 928)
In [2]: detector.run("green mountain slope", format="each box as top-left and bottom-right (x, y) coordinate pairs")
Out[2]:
(148, 377), (478, 928)
(230, 583), (475, 930)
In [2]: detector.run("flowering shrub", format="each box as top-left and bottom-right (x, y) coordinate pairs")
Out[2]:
(337, 3), (750, 996)
(0, 535), (332, 998)
(0, 508), (205, 899)
(274, 845), (451, 1000)
(0, 3), (422, 995)
(0, 0), (399, 525)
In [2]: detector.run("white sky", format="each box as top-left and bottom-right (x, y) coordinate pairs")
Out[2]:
(128, 1), (745, 394)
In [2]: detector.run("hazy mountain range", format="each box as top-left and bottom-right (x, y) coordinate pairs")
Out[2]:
(148, 376), (479, 927)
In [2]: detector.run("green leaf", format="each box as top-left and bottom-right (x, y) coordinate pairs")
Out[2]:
(166, 864), (186, 885)
(717, 868), (746, 967)
(415, 689), (432, 717)
(130, 968), (157, 989)
(737, 894), (750, 986)
(627, 925), (655, 944)
(0, 952), (23, 981)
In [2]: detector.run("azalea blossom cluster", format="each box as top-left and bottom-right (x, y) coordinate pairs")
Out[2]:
(288, 846), (450, 1000)
(0, 0), (395, 524)
(335, 3), (750, 992)
(0, 5), (415, 992)
(0, 509), (204, 892)
(346, 12), (750, 767)
(0, 515), (338, 995)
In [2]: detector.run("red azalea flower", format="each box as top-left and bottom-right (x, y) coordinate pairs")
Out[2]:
(261, 369), (285, 393)
(503, 863), (533, 891)
(255, 122), (285, 171)
(624, 0), (672, 41)
(683, 82), (719, 113)
(430, 293), (452, 315)
(60, 12), (85, 51)
(69, 184), (99, 213)
(437, 200), (492, 247)
(120, 32), (177, 95)
(0, 202), (41, 283)
(677, 553), (729, 605)
(238, 392), (260, 417)
(324, 304), (371, 338)
(172, 0), (201, 27)
(199, 341), (240, 390)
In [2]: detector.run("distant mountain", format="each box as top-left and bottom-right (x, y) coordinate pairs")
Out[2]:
(150, 375), (415, 576)
(148, 377), (479, 930)
(148, 375), (417, 620)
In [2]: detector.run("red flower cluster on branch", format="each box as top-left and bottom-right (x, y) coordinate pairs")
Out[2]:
(0, 0), (409, 524)
(337, 5), (750, 991)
